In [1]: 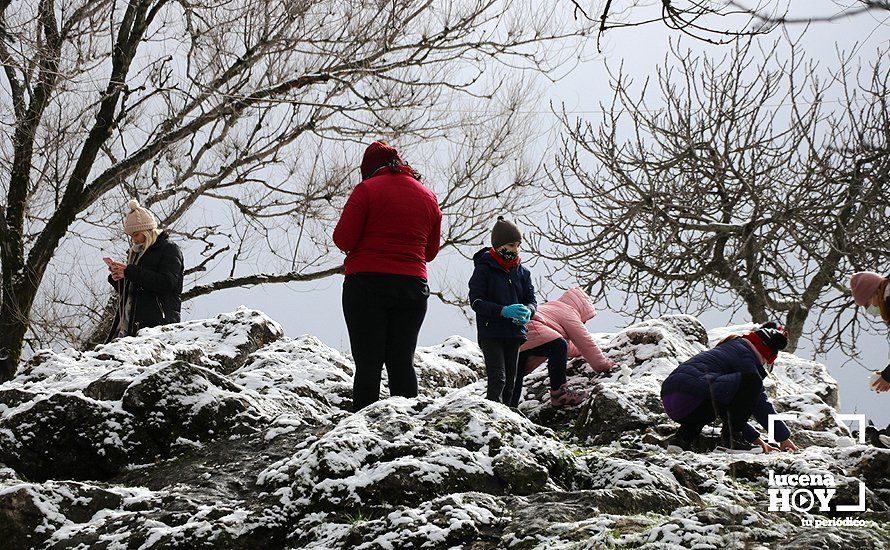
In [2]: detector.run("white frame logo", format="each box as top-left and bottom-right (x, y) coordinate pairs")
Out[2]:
(767, 413), (867, 513)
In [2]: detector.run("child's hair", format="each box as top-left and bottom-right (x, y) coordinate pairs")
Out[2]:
(715, 333), (743, 347)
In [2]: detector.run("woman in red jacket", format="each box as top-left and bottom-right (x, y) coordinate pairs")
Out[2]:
(333, 141), (443, 411)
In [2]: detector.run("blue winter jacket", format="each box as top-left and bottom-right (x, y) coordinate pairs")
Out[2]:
(468, 248), (537, 341)
(661, 338), (791, 443)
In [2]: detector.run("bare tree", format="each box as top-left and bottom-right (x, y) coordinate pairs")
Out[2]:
(728, 1), (890, 26)
(531, 40), (889, 352)
(571, 1), (890, 45)
(0, 0), (596, 380)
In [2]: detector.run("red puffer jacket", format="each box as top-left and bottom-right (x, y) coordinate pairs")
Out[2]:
(333, 165), (442, 279)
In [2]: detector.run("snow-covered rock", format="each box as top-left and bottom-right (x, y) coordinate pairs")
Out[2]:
(0, 310), (886, 549)
(232, 335), (355, 412)
(135, 306), (285, 374)
(17, 307), (283, 395)
(256, 393), (586, 512)
(0, 470), (128, 548)
(0, 393), (156, 481)
(121, 361), (267, 452)
(515, 315), (846, 451)
(412, 335), (486, 392)
(516, 315), (708, 433)
(0, 309), (290, 482)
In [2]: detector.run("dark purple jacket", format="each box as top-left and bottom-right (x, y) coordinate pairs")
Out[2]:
(661, 338), (790, 443)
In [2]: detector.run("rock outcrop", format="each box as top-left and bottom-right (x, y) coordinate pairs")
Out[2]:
(0, 309), (887, 549)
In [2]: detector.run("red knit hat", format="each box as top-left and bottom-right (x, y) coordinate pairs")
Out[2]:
(850, 271), (884, 307)
(360, 141), (402, 180)
(742, 327), (787, 365)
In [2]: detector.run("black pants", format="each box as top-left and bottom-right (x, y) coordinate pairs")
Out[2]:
(510, 337), (568, 407)
(676, 372), (763, 442)
(343, 273), (429, 411)
(480, 338), (522, 404)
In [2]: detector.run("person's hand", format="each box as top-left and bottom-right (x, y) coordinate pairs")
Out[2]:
(754, 438), (780, 453)
(871, 373), (890, 393)
(511, 307), (532, 326)
(502, 304), (530, 321)
(108, 261), (126, 281)
(778, 439), (799, 452)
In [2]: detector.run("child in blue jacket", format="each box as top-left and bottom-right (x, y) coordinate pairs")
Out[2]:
(469, 217), (537, 405)
(660, 323), (800, 453)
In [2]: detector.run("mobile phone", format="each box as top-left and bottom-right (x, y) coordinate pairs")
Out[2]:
(103, 257), (114, 266)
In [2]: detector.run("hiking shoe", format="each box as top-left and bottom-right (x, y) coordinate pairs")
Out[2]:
(550, 384), (588, 407)
(642, 432), (694, 453)
(643, 433), (695, 454)
(664, 433), (694, 453)
(641, 433), (663, 447)
(864, 425), (887, 448)
(717, 430), (757, 452)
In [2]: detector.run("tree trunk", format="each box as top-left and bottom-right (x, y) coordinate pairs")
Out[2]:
(0, 300), (30, 382)
(782, 305), (808, 354)
(743, 292), (769, 324)
(745, 294), (807, 353)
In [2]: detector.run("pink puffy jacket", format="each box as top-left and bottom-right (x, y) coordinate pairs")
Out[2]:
(519, 287), (614, 375)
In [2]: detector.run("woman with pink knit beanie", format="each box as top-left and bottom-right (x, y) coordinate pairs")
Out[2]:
(850, 271), (890, 447)
(103, 199), (183, 342)
(850, 271), (890, 388)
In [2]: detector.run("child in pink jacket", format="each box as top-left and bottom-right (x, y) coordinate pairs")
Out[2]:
(510, 287), (614, 407)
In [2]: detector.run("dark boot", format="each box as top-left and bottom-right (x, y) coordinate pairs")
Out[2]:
(865, 425), (890, 448)
(718, 429), (757, 452)
(665, 432), (694, 452)
(643, 431), (694, 453)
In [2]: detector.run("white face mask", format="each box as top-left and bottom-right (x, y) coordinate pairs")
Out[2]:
(866, 304), (881, 317)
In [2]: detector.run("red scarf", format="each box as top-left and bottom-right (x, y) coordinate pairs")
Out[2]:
(489, 247), (520, 272)
(742, 332), (777, 365)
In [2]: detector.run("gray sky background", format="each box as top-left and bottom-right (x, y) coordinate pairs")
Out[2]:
(184, 5), (890, 427)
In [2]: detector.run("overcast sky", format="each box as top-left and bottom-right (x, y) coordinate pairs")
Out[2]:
(185, 5), (890, 428)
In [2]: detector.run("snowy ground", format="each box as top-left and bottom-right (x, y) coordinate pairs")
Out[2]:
(0, 309), (887, 549)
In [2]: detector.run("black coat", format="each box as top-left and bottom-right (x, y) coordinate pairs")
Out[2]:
(106, 231), (183, 342)
(468, 247), (537, 341)
(883, 287), (890, 382)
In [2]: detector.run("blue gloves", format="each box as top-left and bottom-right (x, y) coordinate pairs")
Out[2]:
(502, 304), (531, 326)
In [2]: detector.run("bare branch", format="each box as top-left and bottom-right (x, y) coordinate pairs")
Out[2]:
(530, 38), (890, 352)
(181, 265), (345, 302)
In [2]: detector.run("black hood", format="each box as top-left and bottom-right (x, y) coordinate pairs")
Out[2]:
(473, 247), (497, 268)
